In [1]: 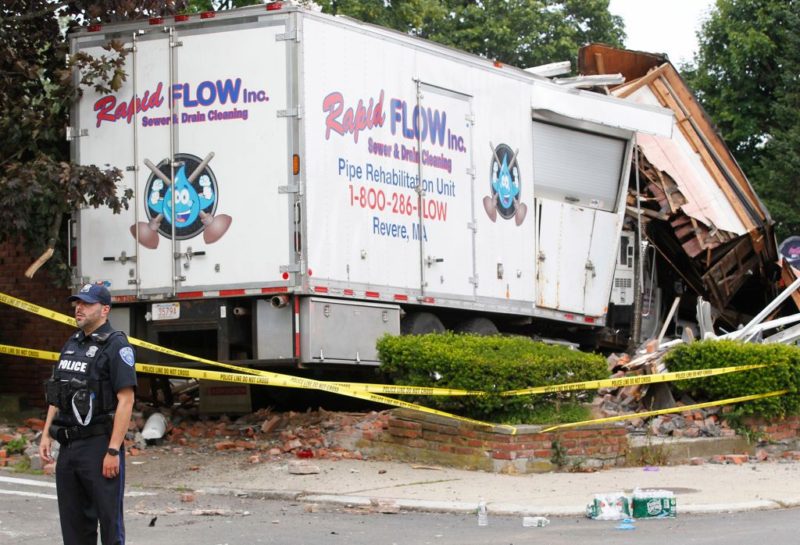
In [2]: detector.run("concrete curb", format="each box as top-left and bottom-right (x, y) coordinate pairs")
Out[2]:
(192, 486), (800, 517)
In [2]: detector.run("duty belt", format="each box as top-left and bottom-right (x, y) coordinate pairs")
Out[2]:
(51, 421), (110, 444)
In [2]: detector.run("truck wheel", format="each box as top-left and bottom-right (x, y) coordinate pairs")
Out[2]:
(401, 312), (445, 335)
(454, 317), (498, 335)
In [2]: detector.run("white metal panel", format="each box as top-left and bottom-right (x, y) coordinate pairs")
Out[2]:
(76, 36), (171, 293)
(417, 84), (475, 298)
(469, 77), (536, 305)
(531, 81), (673, 137)
(532, 121), (625, 211)
(536, 199), (593, 313)
(302, 19), (421, 291)
(127, 36), (179, 293)
(583, 209), (622, 316)
(172, 26), (290, 289)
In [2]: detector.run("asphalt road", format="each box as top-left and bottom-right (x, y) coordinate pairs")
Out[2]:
(2, 474), (800, 545)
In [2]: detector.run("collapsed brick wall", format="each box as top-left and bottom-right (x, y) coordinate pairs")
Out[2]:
(0, 242), (72, 408)
(358, 409), (629, 473)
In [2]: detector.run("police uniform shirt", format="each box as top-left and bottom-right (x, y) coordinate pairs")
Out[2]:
(53, 321), (137, 426)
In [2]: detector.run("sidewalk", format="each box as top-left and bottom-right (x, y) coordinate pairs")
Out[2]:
(125, 450), (800, 516)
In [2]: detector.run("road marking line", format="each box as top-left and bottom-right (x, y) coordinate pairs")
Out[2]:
(0, 489), (57, 500)
(0, 476), (55, 488)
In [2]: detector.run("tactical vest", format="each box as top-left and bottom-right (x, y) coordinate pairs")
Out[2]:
(46, 330), (123, 425)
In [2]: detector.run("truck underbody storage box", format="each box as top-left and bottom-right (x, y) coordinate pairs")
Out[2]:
(300, 298), (400, 365)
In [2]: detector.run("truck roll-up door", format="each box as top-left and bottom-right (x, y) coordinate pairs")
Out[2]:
(532, 120), (625, 212)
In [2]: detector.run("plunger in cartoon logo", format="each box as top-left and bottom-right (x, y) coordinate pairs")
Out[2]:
(130, 152), (232, 249)
(483, 143), (527, 226)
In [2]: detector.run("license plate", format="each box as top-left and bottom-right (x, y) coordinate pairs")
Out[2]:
(152, 302), (180, 321)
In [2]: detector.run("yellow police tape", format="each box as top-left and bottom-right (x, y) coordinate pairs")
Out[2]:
(0, 290), (788, 434)
(501, 364), (770, 396)
(0, 292), (509, 431)
(0, 339), (791, 432)
(0, 287), (769, 398)
(3, 341), (791, 436)
(0, 291), (477, 397)
(0, 342), (512, 431)
(541, 390), (791, 433)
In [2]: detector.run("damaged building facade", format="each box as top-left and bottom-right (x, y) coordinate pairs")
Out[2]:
(578, 45), (779, 349)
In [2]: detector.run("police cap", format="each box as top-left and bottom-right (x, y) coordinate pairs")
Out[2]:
(68, 283), (111, 306)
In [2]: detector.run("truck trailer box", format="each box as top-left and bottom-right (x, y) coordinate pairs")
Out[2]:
(70, 5), (671, 365)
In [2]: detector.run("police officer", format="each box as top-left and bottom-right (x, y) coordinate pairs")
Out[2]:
(39, 283), (136, 545)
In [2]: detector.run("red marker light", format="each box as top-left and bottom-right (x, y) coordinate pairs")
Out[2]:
(201, 11), (216, 19)
(88, 24), (102, 32)
(175, 14), (190, 22)
(149, 17), (164, 25)
(282, 272), (289, 280)
(266, 1), (283, 11)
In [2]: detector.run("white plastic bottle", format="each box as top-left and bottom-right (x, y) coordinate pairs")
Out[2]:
(477, 498), (488, 526)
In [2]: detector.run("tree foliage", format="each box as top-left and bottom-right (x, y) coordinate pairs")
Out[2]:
(320, 0), (625, 69)
(0, 1), (186, 282)
(684, 0), (800, 239)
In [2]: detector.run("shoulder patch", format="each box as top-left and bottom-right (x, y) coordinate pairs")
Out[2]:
(119, 346), (135, 367)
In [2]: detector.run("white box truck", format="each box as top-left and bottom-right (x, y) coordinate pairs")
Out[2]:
(69, 4), (672, 367)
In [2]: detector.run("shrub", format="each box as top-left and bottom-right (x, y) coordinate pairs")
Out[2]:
(663, 340), (800, 418)
(4, 437), (27, 455)
(376, 332), (607, 424)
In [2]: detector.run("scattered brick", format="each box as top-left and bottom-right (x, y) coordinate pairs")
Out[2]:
(214, 441), (237, 451)
(24, 418), (45, 431)
(725, 454), (748, 465)
(261, 416), (282, 434)
(233, 440), (257, 450)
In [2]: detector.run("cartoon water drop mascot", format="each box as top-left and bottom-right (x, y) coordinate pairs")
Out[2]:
(130, 152), (232, 249)
(483, 143), (527, 226)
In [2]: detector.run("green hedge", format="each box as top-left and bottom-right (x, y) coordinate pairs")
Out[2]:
(664, 340), (800, 418)
(376, 333), (607, 424)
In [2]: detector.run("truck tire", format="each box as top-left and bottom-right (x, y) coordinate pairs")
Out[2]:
(401, 312), (445, 335)
(454, 317), (498, 336)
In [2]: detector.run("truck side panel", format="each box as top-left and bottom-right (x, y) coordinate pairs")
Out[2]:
(301, 16), (535, 308)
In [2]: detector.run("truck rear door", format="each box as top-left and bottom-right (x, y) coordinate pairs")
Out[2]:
(73, 33), (172, 294)
(73, 15), (292, 297)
